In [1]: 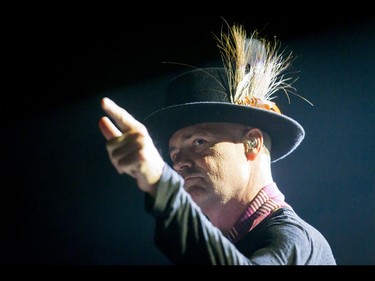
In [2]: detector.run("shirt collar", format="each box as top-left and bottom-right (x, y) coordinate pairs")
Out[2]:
(226, 182), (291, 244)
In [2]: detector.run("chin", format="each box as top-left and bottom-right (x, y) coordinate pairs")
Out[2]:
(188, 190), (210, 211)
(186, 184), (205, 196)
(188, 189), (202, 201)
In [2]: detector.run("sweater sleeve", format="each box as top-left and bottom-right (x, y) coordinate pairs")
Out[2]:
(144, 164), (252, 265)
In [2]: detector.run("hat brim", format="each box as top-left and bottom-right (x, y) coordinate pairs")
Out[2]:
(144, 102), (305, 163)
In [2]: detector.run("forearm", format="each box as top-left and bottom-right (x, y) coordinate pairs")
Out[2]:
(145, 164), (251, 265)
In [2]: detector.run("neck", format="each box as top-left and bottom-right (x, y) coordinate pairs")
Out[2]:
(206, 154), (273, 235)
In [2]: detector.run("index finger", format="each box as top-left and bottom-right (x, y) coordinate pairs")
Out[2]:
(101, 97), (141, 132)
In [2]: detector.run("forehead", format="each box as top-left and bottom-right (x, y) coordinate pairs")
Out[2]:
(169, 122), (245, 143)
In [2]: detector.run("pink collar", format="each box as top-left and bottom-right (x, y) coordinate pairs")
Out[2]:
(227, 182), (291, 244)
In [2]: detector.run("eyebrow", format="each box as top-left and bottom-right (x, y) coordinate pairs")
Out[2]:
(169, 134), (191, 154)
(168, 130), (210, 153)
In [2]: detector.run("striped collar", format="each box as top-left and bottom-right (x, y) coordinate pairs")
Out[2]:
(227, 182), (291, 244)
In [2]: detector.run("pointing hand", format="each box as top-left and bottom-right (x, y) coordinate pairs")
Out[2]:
(99, 97), (164, 195)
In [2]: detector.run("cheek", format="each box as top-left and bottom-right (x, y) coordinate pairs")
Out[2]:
(205, 147), (249, 199)
(206, 145), (247, 178)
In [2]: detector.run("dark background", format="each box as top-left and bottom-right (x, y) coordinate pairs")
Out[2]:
(2, 15), (374, 265)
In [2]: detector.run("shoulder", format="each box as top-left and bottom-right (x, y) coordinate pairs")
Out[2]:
(262, 208), (324, 241)
(259, 208), (336, 264)
(235, 208), (336, 264)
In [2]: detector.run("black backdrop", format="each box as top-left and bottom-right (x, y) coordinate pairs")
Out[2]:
(2, 15), (374, 266)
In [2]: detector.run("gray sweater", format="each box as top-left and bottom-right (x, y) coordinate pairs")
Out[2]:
(145, 164), (336, 265)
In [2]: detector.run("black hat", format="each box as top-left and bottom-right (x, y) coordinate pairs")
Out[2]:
(144, 67), (305, 163)
(144, 24), (306, 163)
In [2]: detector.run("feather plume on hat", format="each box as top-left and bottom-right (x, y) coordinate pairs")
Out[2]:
(214, 23), (313, 113)
(145, 21), (311, 163)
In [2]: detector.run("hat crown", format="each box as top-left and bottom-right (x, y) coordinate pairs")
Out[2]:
(165, 68), (230, 106)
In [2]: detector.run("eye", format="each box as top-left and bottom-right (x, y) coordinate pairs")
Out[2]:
(193, 139), (206, 146)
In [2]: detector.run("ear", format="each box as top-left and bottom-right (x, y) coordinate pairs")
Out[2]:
(243, 128), (263, 161)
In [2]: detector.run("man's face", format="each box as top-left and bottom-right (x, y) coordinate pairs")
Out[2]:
(168, 122), (251, 215)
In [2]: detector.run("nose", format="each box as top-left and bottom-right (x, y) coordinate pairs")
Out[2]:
(172, 149), (193, 173)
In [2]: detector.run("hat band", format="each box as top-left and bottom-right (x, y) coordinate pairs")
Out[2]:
(236, 97), (281, 114)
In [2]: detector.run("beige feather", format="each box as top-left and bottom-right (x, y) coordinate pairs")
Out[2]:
(214, 22), (313, 112)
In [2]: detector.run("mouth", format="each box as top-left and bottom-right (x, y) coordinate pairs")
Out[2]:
(183, 176), (205, 194)
(181, 171), (205, 192)
(184, 176), (200, 187)
(183, 173), (203, 184)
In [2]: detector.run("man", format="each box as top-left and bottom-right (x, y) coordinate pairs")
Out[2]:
(98, 24), (336, 265)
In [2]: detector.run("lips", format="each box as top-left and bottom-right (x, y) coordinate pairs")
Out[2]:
(182, 174), (203, 190)
(184, 176), (200, 186)
(183, 171), (203, 179)
(180, 170), (205, 190)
